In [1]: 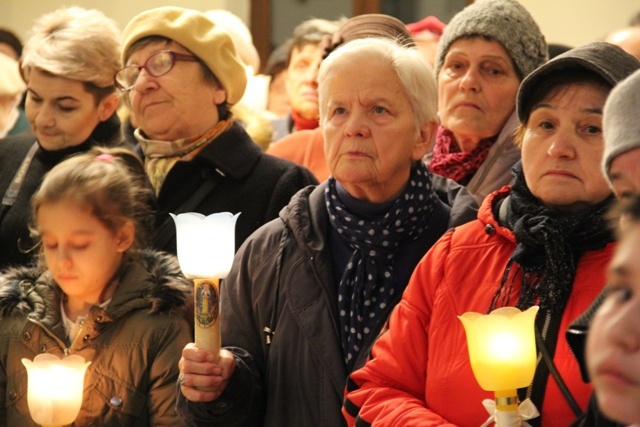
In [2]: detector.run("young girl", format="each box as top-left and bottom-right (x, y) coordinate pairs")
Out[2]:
(0, 147), (193, 425)
(586, 194), (640, 426)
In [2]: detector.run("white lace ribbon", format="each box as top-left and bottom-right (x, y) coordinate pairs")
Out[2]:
(480, 398), (540, 427)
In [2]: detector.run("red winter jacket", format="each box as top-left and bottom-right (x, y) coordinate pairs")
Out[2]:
(344, 187), (615, 427)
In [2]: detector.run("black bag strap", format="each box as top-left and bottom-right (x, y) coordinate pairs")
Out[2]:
(153, 169), (223, 250)
(0, 141), (38, 224)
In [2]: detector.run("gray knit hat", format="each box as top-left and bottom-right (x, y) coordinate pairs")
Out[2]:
(603, 68), (640, 176)
(435, 0), (547, 80)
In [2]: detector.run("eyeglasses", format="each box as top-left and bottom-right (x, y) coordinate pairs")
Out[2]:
(114, 50), (199, 91)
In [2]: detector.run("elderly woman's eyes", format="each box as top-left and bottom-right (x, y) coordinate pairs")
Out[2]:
(373, 106), (387, 114)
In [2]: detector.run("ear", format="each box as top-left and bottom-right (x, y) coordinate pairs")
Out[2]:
(412, 120), (438, 161)
(213, 86), (227, 106)
(98, 93), (120, 121)
(115, 221), (135, 253)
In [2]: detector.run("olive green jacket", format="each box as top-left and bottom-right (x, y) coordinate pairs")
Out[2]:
(0, 250), (193, 426)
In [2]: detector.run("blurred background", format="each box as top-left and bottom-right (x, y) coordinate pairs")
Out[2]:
(1, 0), (638, 73)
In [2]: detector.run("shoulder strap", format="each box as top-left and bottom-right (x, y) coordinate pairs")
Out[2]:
(153, 169), (224, 250)
(0, 141), (38, 223)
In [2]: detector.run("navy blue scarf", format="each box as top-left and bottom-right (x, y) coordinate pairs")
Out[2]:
(325, 162), (436, 371)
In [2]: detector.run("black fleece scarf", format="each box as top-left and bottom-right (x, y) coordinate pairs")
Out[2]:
(490, 163), (615, 314)
(325, 162), (436, 372)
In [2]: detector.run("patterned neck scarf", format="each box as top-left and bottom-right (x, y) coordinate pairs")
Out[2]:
(291, 108), (319, 132)
(429, 126), (497, 185)
(490, 163), (615, 314)
(137, 119), (233, 195)
(325, 162), (436, 371)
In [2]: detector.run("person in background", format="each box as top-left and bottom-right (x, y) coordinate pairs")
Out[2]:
(117, 6), (317, 254)
(585, 194), (640, 427)
(0, 7), (124, 270)
(427, 0), (547, 204)
(0, 53), (28, 138)
(263, 39), (292, 119)
(0, 28), (22, 60)
(204, 9), (274, 150)
(605, 26), (640, 59)
(0, 147), (192, 425)
(568, 67), (640, 427)
(267, 13), (416, 182)
(176, 37), (477, 427)
(0, 28), (28, 135)
(270, 17), (340, 142)
(601, 68), (640, 200)
(405, 15), (446, 68)
(344, 42), (640, 426)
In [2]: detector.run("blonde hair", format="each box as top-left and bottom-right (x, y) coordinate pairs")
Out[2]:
(21, 7), (121, 91)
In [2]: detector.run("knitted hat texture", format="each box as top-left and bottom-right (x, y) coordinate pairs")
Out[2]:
(434, 0), (547, 80)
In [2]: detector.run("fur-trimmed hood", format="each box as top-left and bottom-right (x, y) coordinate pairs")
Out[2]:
(0, 249), (193, 322)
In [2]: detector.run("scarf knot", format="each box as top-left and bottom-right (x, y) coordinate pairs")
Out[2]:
(137, 119), (233, 195)
(326, 162), (436, 371)
(491, 164), (614, 314)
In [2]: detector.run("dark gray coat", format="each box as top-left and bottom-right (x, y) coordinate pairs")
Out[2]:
(177, 177), (478, 427)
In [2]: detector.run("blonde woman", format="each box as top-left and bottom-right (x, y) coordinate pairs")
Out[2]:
(0, 7), (126, 269)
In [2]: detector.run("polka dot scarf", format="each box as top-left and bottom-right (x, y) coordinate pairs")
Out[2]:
(325, 162), (436, 371)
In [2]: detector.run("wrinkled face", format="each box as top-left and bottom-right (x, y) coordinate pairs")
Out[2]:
(587, 222), (640, 425)
(126, 41), (227, 141)
(437, 38), (520, 151)
(37, 199), (133, 308)
(322, 56), (432, 203)
(25, 69), (116, 150)
(521, 82), (612, 212)
(286, 43), (323, 121)
(608, 148), (640, 199)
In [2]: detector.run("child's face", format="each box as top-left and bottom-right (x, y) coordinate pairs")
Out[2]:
(587, 221), (640, 424)
(36, 199), (133, 307)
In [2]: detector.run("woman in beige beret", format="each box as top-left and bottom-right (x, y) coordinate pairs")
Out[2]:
(117, 6), (317, 255)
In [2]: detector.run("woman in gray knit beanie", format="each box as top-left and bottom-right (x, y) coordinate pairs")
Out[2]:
(427, 0), (547, 204)
(601, 68), (640, 199)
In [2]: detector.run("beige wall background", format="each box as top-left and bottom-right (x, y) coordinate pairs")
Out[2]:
(0, 0), (250, 41)
(0, 0), (637, 51)
(519, 0), (639, 46)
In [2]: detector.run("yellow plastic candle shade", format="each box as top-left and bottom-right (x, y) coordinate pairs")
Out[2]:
(171, 212), (239, 279)
(21, 354), (91, 426)
(459, 306), (539, 392)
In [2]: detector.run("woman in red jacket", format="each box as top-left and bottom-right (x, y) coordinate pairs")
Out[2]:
(344, 42), (640, 426)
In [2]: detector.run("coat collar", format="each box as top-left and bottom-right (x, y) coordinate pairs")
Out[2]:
(195, 122), (262, 179)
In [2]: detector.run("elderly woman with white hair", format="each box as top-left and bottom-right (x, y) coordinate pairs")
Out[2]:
(175, 37), (477, 427)
(0, 7), (124, 269)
